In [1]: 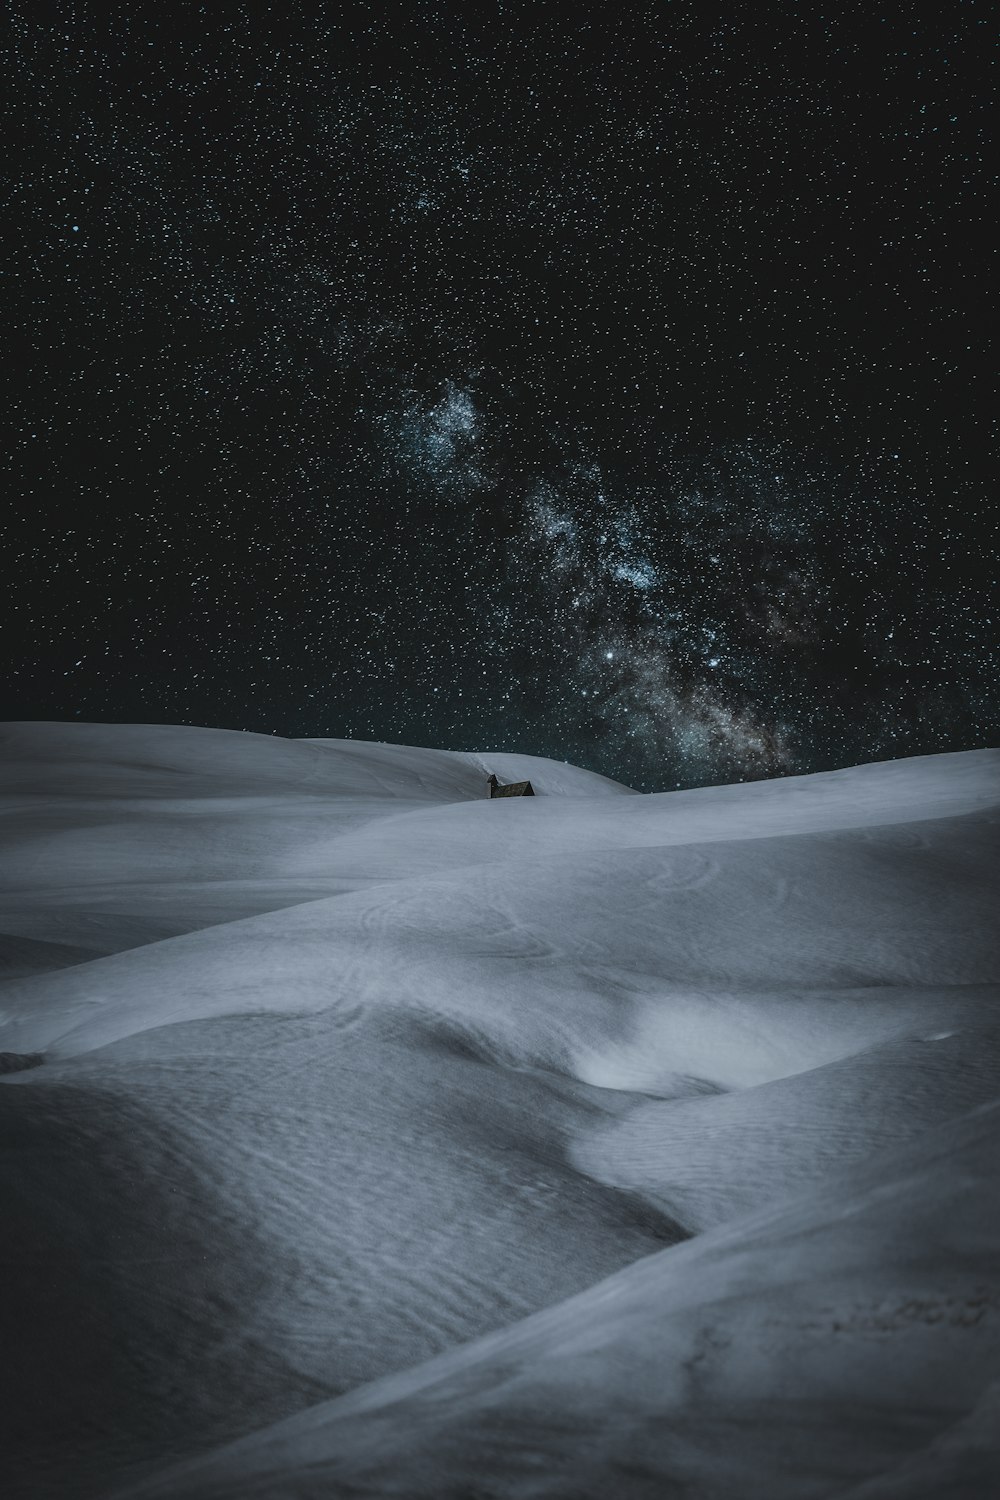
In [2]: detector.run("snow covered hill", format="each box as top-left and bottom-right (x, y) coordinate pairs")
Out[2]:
(1, 723), (998, 1499)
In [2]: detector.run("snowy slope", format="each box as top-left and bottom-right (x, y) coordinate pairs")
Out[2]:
(117, 1100), (1000, 1500)
(0, 725), (633, 983)
(0, 723), (489, 979)
(1, 723), (998, 1499)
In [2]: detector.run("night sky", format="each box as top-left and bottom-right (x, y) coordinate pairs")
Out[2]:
(5, 2), (996, 790)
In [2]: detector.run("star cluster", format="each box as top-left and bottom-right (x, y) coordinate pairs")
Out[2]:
(4, 3), (995, 789)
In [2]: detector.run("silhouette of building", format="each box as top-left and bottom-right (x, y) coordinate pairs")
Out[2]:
(486, 773), (535, 798)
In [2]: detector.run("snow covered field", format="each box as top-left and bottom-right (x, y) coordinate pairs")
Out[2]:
(1, 722), (998, 1498)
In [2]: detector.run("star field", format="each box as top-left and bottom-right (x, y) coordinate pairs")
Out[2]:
(4, 2), (995, 789)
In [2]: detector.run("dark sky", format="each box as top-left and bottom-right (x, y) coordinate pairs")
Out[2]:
(5, 2), (995, 789)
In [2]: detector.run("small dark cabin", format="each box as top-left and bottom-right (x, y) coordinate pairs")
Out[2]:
(486, 773), (535, 798)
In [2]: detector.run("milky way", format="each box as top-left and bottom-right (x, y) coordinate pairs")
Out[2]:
(5, 5), (995, 789)
(378, 378), (846, 785)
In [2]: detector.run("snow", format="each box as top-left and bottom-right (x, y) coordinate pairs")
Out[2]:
(1, 722), (998, 1498)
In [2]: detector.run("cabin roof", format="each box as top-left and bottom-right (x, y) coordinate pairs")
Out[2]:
(488, 775), (535, 798)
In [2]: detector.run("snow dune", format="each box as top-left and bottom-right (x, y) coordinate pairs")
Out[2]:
(116, 1100), (1000, 1500)
(1, 723), (998, 1499)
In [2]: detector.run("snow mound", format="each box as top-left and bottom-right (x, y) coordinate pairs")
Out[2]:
(306, 739), (638, 799)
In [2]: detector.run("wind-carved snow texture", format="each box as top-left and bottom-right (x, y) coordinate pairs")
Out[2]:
(0, 723), (998, 1499)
